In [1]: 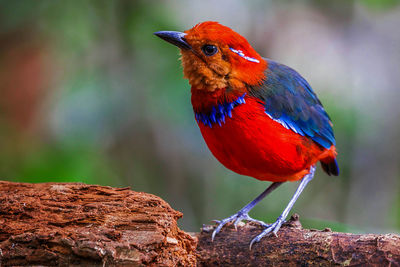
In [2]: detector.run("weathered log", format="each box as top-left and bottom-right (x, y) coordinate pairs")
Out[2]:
(0, 181), (399, 266)
(0, 181), (196, 266)
(196, 215), (400, 266)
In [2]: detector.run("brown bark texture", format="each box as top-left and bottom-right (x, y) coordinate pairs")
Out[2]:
(0, 181), (196, 266)
(197, 215), (400, 266)
(0, 181), (399, 266)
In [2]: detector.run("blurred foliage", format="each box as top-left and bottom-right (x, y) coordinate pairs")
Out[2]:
(1, 0), (400, 233)
(361, 0), (400, 10)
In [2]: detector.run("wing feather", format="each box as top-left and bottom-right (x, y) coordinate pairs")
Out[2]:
(248, 59), (335, 149)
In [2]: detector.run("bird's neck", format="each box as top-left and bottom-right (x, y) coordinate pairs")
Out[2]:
(191, 87), (247, 114)
(191, 87), (247, 127)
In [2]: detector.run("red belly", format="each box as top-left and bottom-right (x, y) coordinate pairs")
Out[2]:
(197, 97), (335, 182)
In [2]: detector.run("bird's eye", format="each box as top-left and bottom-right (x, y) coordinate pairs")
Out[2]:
(201, 45), (218, 56)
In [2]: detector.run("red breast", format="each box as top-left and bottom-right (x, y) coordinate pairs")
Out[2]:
(195, 95), (336, 182)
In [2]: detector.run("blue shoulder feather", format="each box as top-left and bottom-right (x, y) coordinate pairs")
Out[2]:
(248, 59), (335, 149)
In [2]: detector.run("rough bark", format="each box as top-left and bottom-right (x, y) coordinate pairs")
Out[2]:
(0, 181), (399, 266)
(196, 214), (400, 266)
(0, 181), (196, 266)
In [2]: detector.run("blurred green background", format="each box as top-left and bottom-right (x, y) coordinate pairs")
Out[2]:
(1, 0), (400, 233)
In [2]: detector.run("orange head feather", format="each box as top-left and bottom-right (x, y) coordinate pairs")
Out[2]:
(181, 21), (267, 91)
(154, 21), (267, 112)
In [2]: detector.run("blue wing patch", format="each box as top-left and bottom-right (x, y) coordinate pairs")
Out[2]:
(248, 59), (335, 149)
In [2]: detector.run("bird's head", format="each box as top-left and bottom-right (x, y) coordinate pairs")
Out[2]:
(155, 21), (267, 92)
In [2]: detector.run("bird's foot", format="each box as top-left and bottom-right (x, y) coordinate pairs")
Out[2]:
(249, 216), (285, 250)
(211, 211), (269, 241)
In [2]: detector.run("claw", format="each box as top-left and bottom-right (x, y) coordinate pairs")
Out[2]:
(272, 224), (283, 236)
(211, 212), (268, 241)
(249, 217), (285, 249)
(211, 223), (225, 241)
(233, 213), (248, 230)
(211, 229), (218, 242)
(249, 238), (257, 250)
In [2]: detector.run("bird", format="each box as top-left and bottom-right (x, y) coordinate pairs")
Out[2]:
(154, 21), (338, 248)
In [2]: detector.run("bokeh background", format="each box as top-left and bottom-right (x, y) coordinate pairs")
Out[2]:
(1, 0), (400, 233)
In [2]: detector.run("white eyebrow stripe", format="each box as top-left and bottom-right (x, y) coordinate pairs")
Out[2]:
(229, 48), (260, 63)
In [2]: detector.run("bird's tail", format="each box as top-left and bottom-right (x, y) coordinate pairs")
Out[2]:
(320, 158), (339, 176)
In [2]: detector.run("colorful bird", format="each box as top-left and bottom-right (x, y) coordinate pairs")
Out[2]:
(154, 21), (338, 248)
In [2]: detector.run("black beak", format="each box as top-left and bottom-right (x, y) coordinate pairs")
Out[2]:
(154, 31), (191, 50)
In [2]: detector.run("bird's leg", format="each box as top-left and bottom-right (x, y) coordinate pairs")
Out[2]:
(212, 181), (283, 241)
(249, 165), (316, 249)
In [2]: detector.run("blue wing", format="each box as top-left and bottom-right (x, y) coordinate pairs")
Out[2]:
(248, 59), (335, 149)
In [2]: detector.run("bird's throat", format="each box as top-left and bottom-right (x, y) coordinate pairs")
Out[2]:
(193, 91), (246, 127)
(181, 49), (232, 92)
(191, 87), (247, 125)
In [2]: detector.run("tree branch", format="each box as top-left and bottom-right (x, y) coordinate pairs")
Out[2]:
(0, 181), (399, 266)
(196, 214), (400, 266)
